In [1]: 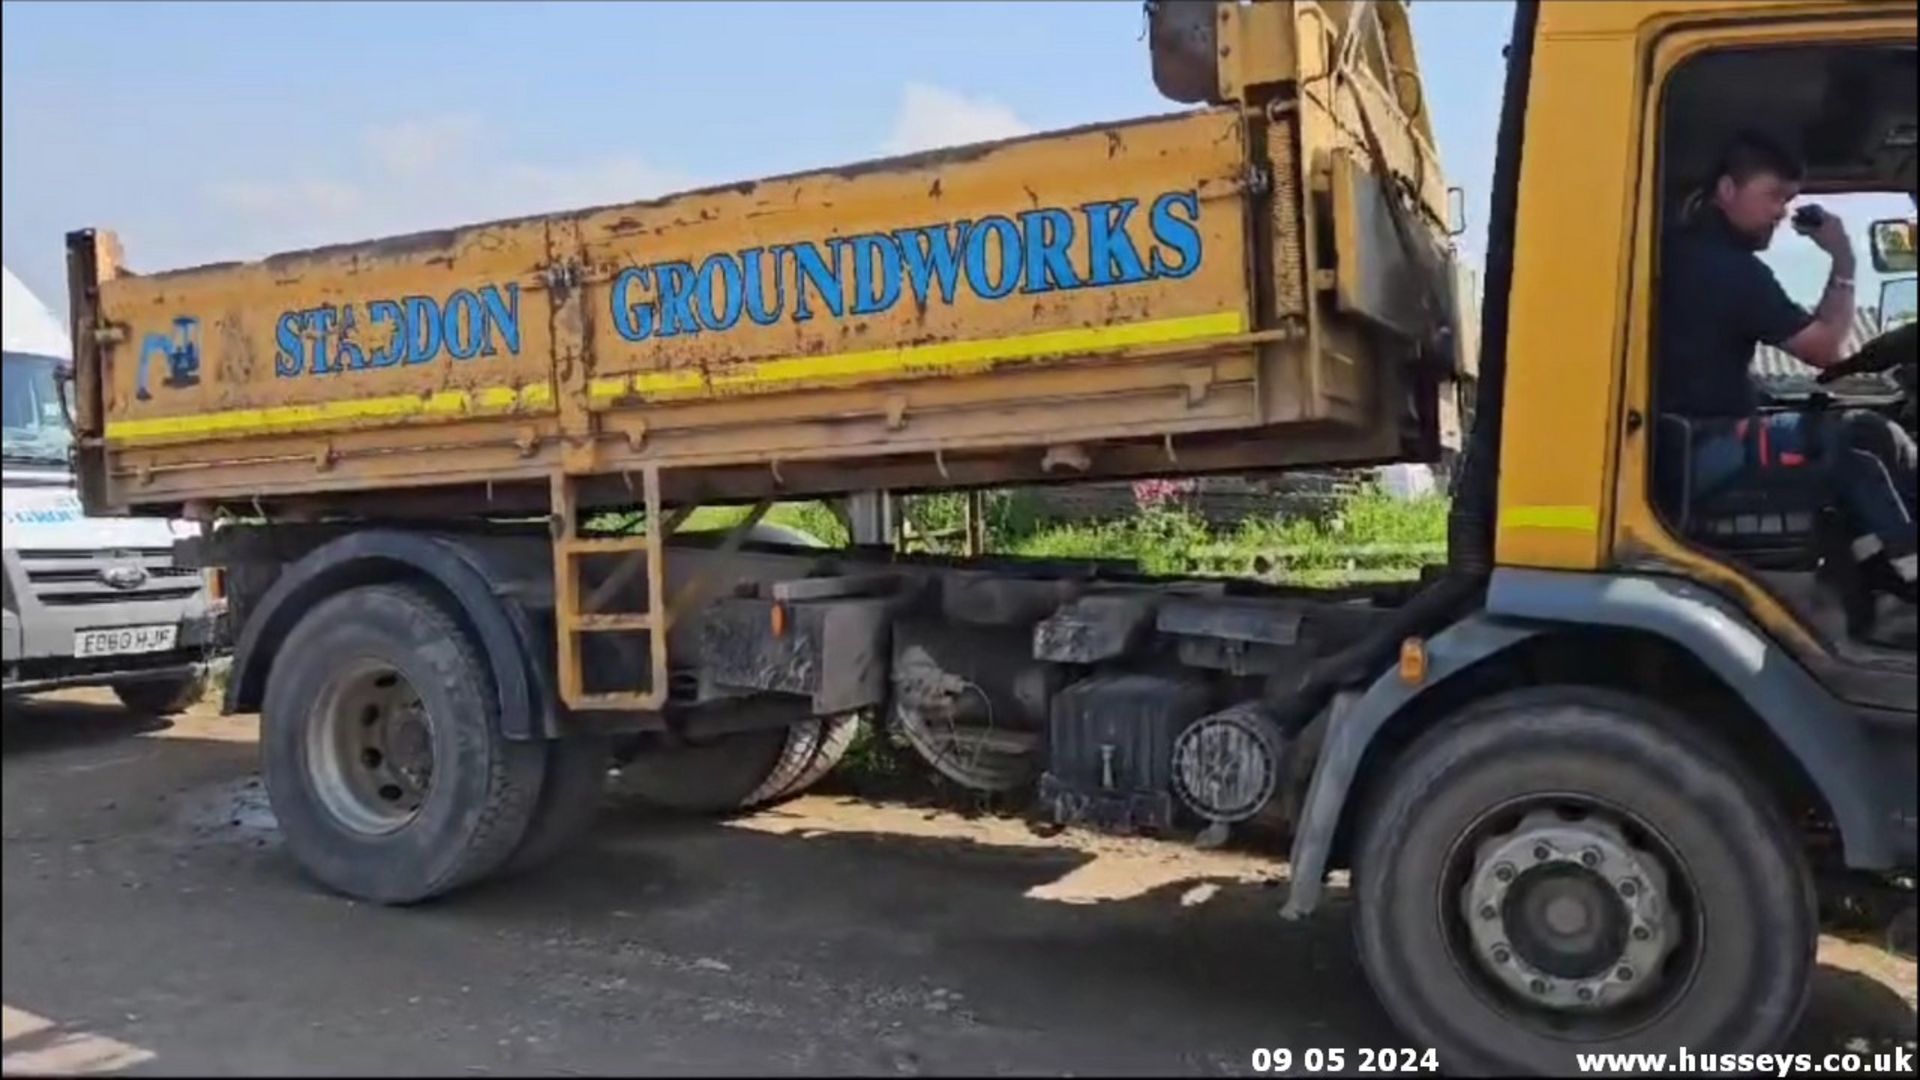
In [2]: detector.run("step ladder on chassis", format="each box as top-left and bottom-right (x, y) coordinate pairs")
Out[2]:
(549, 467), (772, 711)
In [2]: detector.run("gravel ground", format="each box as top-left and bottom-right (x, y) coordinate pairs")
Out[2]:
(3, 690), (1913, 1076)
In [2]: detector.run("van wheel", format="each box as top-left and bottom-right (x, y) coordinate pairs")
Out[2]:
(114, 671), (209, 716)
(261, 584), (547, 905)
(1353, 686), (1814, 1076)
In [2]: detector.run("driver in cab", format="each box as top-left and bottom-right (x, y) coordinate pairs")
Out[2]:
(1659, 130), (1917, 609)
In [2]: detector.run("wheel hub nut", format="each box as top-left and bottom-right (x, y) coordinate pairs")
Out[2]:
(1460, 810), (1677, 1015)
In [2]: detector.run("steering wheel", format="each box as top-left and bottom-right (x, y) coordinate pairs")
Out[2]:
(1817, 320), (1919, 384)
(1815, 320), (1916, 432)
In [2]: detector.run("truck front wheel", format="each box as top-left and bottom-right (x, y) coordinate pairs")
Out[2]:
(261, 584), (547, 904)
(1353, 686), (1815, 1075)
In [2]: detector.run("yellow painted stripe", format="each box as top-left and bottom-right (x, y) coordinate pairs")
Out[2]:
(106, 383), (555, 444)
(1500, 505), (1599, 533)
(600, 309), (1246, 406)
(106, 311), (1245, 444)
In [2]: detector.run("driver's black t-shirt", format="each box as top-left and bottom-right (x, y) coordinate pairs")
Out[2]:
(1657, 209), (1816, 417)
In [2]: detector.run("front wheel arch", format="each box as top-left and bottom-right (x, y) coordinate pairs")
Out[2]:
(1284, 607), (1864, 920)
(226, 530), (547, 740)
(1334, 628), (1836, 873)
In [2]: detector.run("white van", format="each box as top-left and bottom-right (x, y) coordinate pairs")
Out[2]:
(3, 265), (222, 713)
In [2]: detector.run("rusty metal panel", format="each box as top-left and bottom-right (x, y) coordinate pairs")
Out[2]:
(1294, 2), (1449, 239)
(85, 109), (1254, 462)
(573, 109), (1254, 410)
(1149, 0), (1224, 104)
(63, 3), (1466, 519)
(1266, 117), (1310, 320)
(91, 219), (561, 448)
(1328, 148), (1447, 340)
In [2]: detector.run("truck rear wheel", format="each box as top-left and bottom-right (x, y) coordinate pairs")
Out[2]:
(610, 725), (789, 815)
(610, 705), (857, 815)
(501, 736), (611, 878)
(261, 584), (547, 905)
(765, 713), (861, 804)
(113, 671), (208, 716)
(738, 712), (862, 808)
(1353, 686), (1814, 1076)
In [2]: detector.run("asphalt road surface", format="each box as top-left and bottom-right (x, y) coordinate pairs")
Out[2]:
(3, 691), (1914, 1076)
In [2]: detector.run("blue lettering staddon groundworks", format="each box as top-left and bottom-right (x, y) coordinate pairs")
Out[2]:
(275, 283), (521, 378)
(611, 189), (1205, 343)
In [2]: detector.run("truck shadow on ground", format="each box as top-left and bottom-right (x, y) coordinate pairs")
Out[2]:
(456, 794), (1916, 1060)
(0, 697), (172, 756)
(1792, 959), (1920, 1059)
(465, 800), (1392, 1053)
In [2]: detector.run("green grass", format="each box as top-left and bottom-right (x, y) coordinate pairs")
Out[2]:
(1007, 506), (1214, 573)
(677, 502), (852, 547)
(587, 501), (851, 547)
(586, 485), (1448, 585)
(1006, 487), (1449, 584)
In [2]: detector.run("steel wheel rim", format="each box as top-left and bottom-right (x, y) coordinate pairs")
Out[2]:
(304, 659), (435, 836)
(1438, 794), (1703, 1040)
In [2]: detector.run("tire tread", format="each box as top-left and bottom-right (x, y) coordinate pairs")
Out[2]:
(1351, 685), (1815, 1075)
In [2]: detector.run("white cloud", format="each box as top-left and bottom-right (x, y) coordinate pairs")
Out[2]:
(199, 178), (372, 257)
(881, 83), (1033, 156)
(492, 157), (693, 216)
(150, 88), (1033, 270)
(361, 114), (483, 179)
(200, 116), (695, 259)
(204, 178), (363, 220)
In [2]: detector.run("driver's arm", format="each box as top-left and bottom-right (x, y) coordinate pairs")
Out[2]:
(1779, 275), (1857, 368)
(1779, 215), (1858, 369)
(1737, 259), (1828, 370)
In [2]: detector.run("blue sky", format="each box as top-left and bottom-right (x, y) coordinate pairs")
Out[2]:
(2, 0), (1514, 318)
(6, 0), (1891, 324)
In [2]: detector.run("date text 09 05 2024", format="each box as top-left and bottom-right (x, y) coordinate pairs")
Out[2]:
(1249, 1047), (1440, 1073)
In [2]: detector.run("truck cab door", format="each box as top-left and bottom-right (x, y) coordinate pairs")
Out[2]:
(1612, 6), (1917, 708)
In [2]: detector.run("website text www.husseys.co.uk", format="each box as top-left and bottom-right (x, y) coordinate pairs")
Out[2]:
(1577, 1045), (1913, 1076)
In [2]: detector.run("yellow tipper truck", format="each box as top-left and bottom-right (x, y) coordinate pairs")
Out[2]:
(64, 1), (1915, 1070)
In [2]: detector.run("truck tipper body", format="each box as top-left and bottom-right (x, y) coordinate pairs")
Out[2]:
(63, 2), (1916, 1073)
(67, 10), (1464, 519)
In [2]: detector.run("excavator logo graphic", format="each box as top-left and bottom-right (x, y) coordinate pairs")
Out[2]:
(135, 316), (201, 401)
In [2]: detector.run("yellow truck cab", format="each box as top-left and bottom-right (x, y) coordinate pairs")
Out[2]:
(1307, 1), (1916, 1067)
(63, 0), (1913, 1071)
